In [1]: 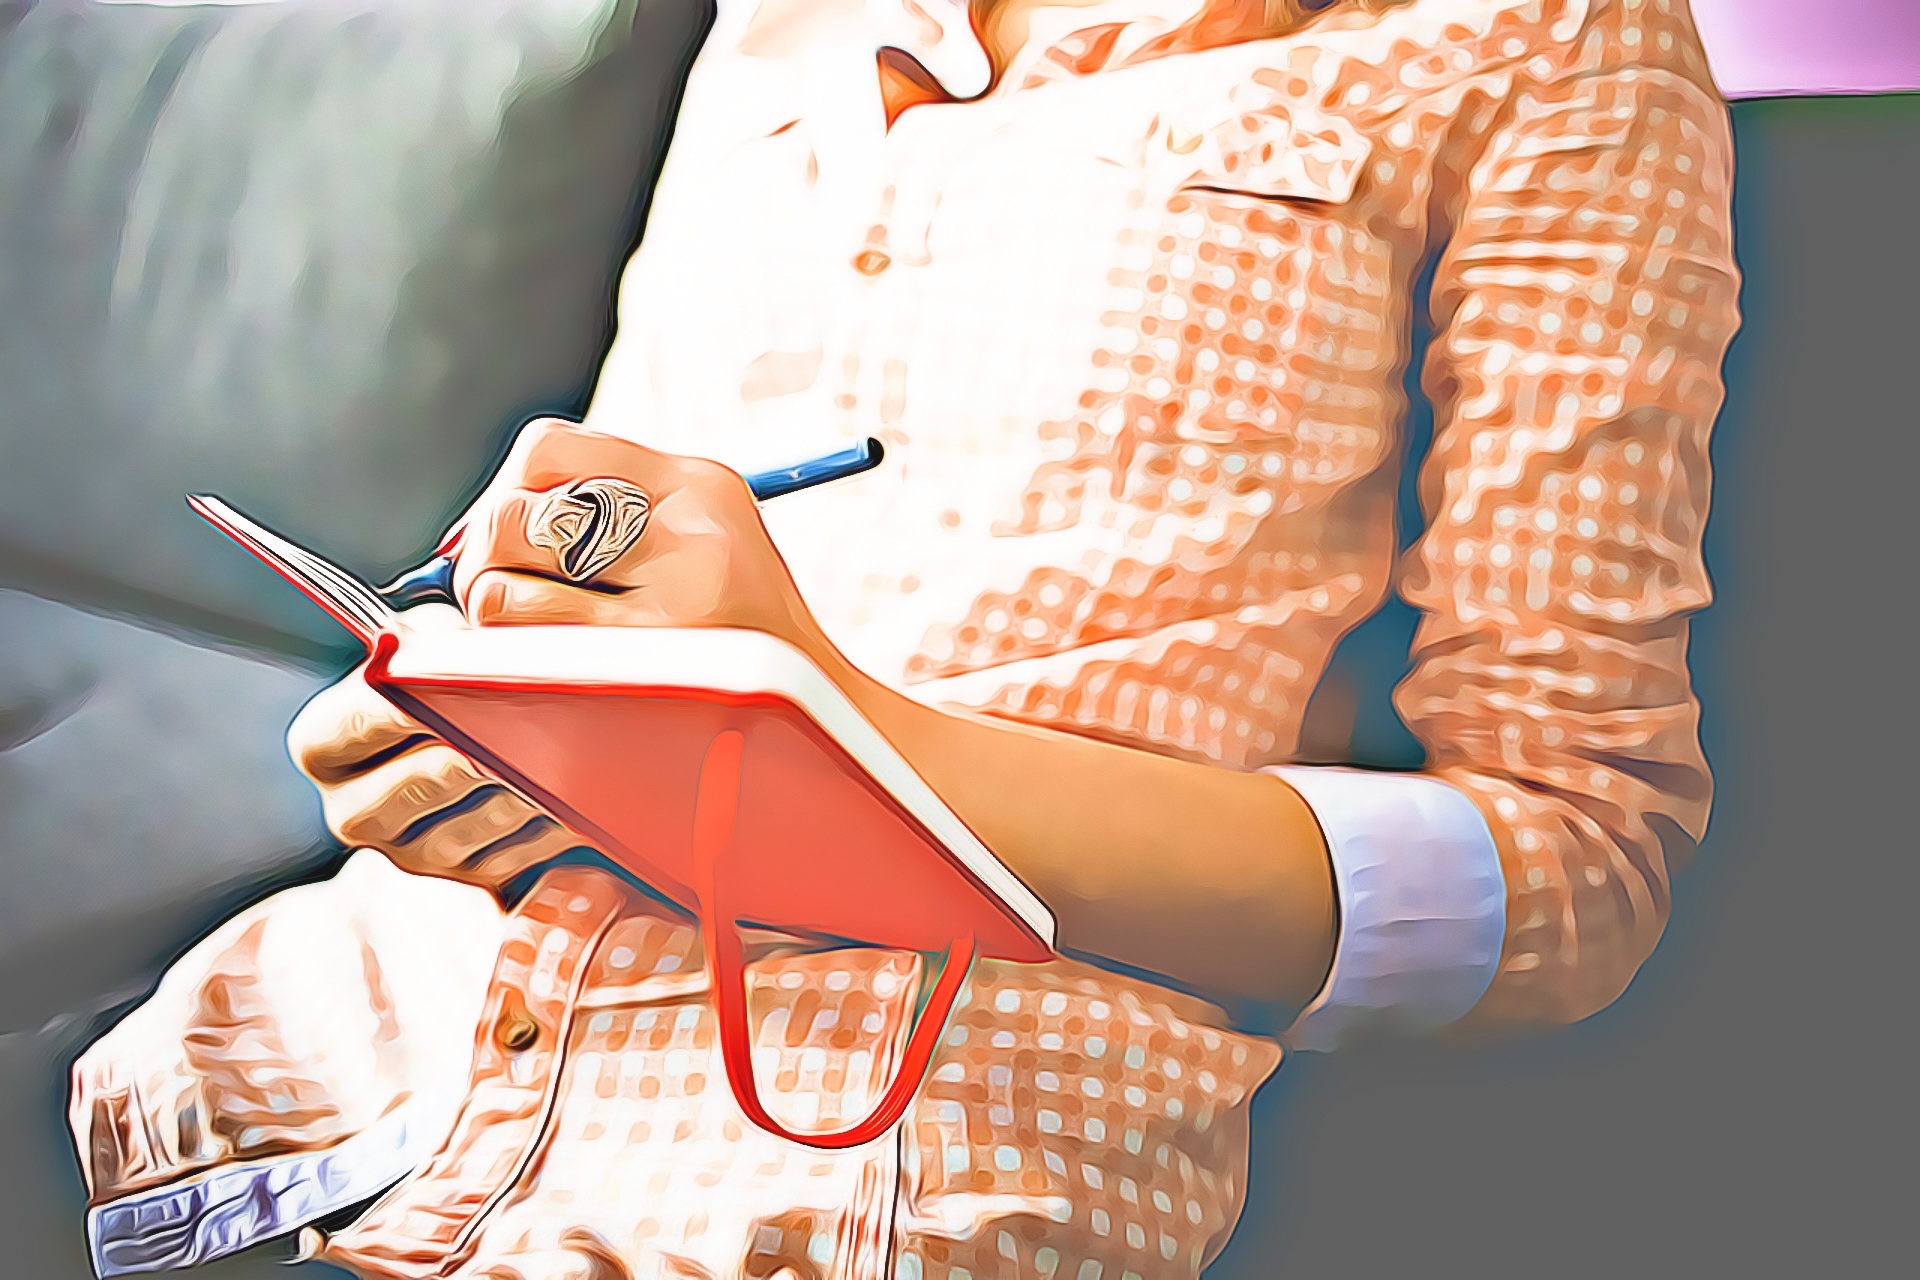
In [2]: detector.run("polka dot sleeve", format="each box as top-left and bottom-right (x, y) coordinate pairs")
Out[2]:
(1398, 17), (1740, 1029)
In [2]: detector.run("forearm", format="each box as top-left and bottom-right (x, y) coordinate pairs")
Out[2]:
(826, 658), (1337, 1012)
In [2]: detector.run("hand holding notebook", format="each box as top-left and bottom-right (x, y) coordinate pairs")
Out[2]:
(193, 424), (1055, 1149)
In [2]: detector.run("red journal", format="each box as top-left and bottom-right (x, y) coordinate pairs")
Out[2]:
(189, 495), (1056, 1149)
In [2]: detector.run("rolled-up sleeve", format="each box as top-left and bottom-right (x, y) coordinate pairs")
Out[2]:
(68, 851), (504, 1275)
(1280, 6), (1740, 1042)
(1269, 766), (1507, 1049)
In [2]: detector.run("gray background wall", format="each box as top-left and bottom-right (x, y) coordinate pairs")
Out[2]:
(0, 3), (1912, 1275)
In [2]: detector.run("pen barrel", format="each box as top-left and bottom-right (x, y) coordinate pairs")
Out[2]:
(381, 557), (460, 610)
(742, 438), (882, 501)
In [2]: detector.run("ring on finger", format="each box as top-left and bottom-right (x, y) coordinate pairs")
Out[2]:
(526, 478), (653, 583)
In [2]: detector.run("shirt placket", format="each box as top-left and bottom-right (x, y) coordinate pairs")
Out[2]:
(320, 868), (631, 1280)
(833, 99), (962, 444)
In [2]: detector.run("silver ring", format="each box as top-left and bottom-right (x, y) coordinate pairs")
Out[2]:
(527, 478), (652, 583)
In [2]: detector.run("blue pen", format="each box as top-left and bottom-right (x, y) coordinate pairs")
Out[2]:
(378, 437), (885, 609)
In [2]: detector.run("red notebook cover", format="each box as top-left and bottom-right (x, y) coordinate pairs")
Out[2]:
(190, 495), (1056, 1149)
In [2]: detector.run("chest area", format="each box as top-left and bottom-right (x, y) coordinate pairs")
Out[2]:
(644, 39), (1420, 302)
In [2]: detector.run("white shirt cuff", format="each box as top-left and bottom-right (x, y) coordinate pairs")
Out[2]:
(1266, 766), (1507, 1051)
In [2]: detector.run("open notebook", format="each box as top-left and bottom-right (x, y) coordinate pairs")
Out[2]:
(190, 494), (1055, 1148)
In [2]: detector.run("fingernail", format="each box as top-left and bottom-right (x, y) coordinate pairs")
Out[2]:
(479, 579), (510, 620)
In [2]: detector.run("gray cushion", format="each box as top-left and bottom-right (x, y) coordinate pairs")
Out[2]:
(0, 0), (707, 653)
(0, 588), (327, 1031)
(0, 10), (705, 1263)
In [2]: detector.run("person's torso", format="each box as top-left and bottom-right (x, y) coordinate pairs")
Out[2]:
(585, 0), (1571, 767)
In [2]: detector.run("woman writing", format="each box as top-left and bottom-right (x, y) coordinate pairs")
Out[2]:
(70, 1), (1738, 1276)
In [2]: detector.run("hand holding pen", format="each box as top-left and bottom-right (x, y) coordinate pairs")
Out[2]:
(379, 436), (883, 609)
(287, 429), (886, 887)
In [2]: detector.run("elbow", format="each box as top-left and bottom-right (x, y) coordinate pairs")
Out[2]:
(1460, 864), (1675, 1035)
(1431, 756), (1705, 1039)
(1552, 904), (1674, 1029)
(1455, 788), (1691, 1036)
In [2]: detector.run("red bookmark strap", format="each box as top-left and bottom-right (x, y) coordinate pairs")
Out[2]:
(691, 729), (973, 1150)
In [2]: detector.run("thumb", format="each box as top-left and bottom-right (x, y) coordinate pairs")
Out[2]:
(466, 569), (625, 626)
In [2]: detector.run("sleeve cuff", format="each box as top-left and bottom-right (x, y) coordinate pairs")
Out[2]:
(86, 1107), (435, 1277)
(1266, 766), (1507, 1052)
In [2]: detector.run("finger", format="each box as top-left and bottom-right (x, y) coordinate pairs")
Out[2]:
(464, 817), (591, 886)
(435, 419), (630, 593)
(455, 477), (676, 605)
(452, 490), (563, 607)
(323, 743), (496, 851)
(465, 568), (654, 627)
(289, 671), (434, 784)
(457, 432), (752, 605)
(394, 786), (550, 874)
(496, 417), (684, 495)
